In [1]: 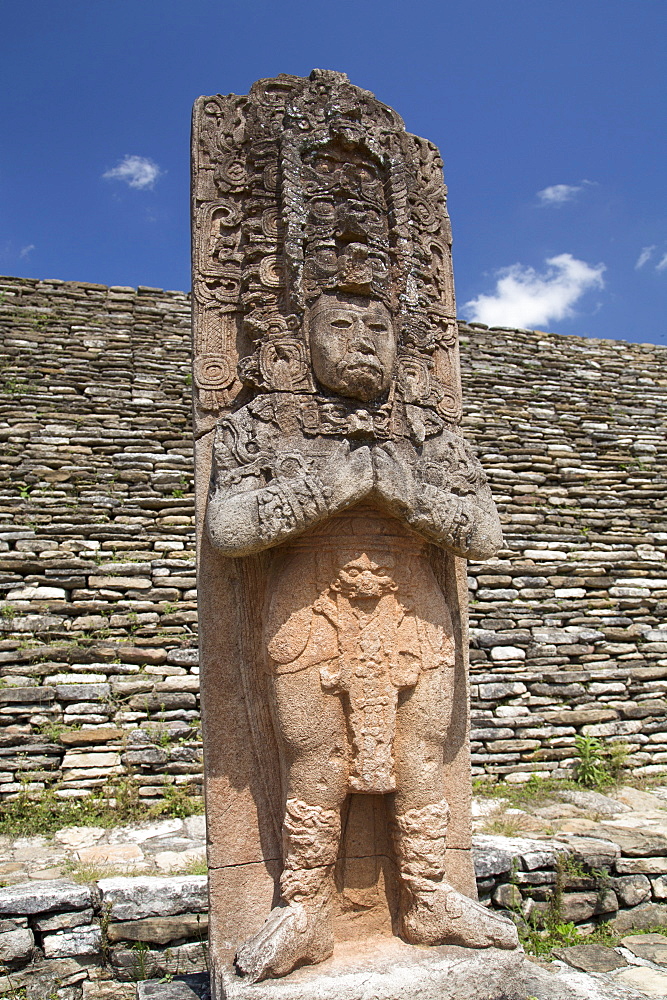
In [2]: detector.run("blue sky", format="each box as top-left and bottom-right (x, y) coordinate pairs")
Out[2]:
(1, 0), (665, 344)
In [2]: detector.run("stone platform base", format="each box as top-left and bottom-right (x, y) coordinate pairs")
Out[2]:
(136, 937), (649, 1000)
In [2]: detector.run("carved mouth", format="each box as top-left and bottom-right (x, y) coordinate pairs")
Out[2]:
(339, 356), (383, 380)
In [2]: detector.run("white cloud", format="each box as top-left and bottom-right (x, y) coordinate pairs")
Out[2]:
(657, 253), (667, 273)
(635, 246), (656, 269)
(462, 253), (606, 330)
(102, 155), (162, 190)
(537, 183), (583, 206)
(19, 244), (35, 259)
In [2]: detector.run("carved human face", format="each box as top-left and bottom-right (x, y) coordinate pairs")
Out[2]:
(334, 554), (397, 600)
(308, 294), (396, 402)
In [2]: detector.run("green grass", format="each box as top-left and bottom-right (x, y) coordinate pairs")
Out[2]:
(473, 773), (581, 809)
(521, 919), (667, 959)
(0, 778), (203, 838)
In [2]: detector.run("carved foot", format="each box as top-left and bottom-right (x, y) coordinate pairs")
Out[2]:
(401, 879), (519, 950)
(234, 899), (334, 983)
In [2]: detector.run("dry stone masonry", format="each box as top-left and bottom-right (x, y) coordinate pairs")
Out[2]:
(0, 276), (201, 806)
(0, 274), (666, 805)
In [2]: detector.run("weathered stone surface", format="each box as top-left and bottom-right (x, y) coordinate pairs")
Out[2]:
(97, 875), (207, 920)
(552, 944), (628, 972)
(652, 874), (667, 899)
(137, 975), (210, 1000)
(42, 923), (102, 957)
(77, 843), (144, 865)
(0, 925), (34, 964)
(614, 874), (652, 907)
(83, 982), (136, 999)
(111, 939), (208, 981)
(473, 835), (566, 877)
(557, 789), (630, 816)
(35, 906), (95, 931)
(200, 939), (650, 1000)
(613, 965), (667, 997)
(556, 835), (620, 869)
(610, 901), (667, 932)
(609, 829), (667, 858)
(0, 958), (89, 998)
(559, 891), (616, 922)
(107, 913), (208, 945)
(492, 883), (522, 908)
(194, 71), (517, 989)
(616, 857), (667, 875)
(620, 932), (667, 965)
(0, 879), (91, 915)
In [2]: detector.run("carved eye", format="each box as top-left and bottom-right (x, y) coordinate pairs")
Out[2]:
(331, 318), (352, 329)
(368, 323), (388, 333)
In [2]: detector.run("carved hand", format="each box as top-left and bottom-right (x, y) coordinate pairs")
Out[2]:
(372, 441), (418, 511)
(319, 440), (373, 511)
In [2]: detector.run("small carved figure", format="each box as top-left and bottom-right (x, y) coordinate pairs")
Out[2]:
(192, 71), (519, 994)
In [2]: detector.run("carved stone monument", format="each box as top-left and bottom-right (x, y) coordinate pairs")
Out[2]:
(191, 70), (518, 997)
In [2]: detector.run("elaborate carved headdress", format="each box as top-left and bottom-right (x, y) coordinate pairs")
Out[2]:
(192, 70), (461, 426)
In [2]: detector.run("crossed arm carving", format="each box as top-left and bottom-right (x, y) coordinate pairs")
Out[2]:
(205, 421), (502, 561)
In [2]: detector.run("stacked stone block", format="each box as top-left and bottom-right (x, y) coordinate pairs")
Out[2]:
(1, 276), (666, 798)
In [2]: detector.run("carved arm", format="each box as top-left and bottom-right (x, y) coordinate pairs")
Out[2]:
(206, 434), (374, 557)
(372, 440), (503, 560)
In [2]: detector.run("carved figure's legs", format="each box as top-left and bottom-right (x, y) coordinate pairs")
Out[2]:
(234, 667), (349, 982)
(390, 667), (518, 950)
(390, 801), (518, 949)
(235, 798), (340, 981)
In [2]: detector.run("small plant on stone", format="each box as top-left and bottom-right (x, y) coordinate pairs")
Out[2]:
(549, 921), (579, 946)
(573, 735), (608, 788)
(130, 940), (151, 981)
(152, 781), (204, 820)
(606, 741), (629, 782)
(0, 974), (28, 999)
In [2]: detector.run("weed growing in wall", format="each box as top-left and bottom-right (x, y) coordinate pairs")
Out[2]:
(0, 776), (203, 838)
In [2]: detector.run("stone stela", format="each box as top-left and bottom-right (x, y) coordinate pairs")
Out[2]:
(191, 70), (518, 996)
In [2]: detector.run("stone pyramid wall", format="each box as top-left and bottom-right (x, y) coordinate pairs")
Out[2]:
(1, 275), (666, 802)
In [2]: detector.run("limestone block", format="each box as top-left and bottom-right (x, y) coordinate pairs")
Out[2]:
(489, 646), (526, 661)
(472, 835), (566, 878)
(107, 913), (208, 945)
(652, 874), (667, 899)
(111, 939), (208, 982)
(77, 844), (144, 865)
(42, 923), (102, 958)
(609, 828), (667, 857)
(610, 902), (667, 932)
(0, 879), (92, 915)
(620, 932), (667, 965)
(553, 835), (620, 869)
(34, 907), (95, 931)
(616, 857), (667, 875)
(478, 682), (527, 700)
(552, 943), (628, 972)
(492, 883), (522, 909)
(613, 966), (667, 997)
(55, 683), (110, 701)
(97, 875), (208, 920)
(614, 874), (652, 906)
(0, 925), (34, 964)
(62, 752), (121, 769)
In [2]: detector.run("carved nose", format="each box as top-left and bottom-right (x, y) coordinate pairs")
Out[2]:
(352, 330), (375, 353)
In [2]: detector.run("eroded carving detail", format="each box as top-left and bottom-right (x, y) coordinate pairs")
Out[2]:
(192, 70), (518, 990)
